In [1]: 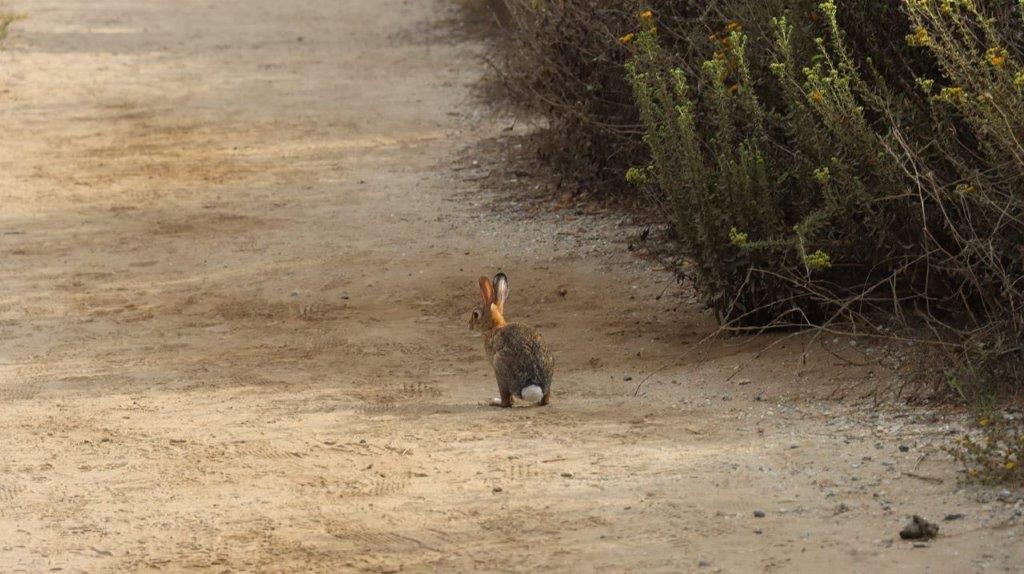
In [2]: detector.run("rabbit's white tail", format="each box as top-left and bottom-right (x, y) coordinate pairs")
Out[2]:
(520, 385), (544, 403)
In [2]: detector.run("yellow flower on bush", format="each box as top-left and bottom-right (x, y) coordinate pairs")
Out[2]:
(1005, 461), (1017, 471)
(619, 32), (635, 45)
(979, 417), (990, 427)
(906, 26), (930, 47)
(729, 227), (748, 247)
(805, 250), (832, 270)
(809, 89), (825, 103)
(937, 0), (966, 15)
(987, 47), (1008, 68)
(937, 86), (965, 104)
(639, 10), (653, 24)
(726, 21), (742, 34)
(625, 166), (649, 185)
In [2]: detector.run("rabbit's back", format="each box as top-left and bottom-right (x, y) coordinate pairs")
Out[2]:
(489, 324), (554, 396)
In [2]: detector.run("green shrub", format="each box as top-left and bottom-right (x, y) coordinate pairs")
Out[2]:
(626, 24), (794, 324)
(947, 412), (1023, 486)
(488, 1), (708, 193)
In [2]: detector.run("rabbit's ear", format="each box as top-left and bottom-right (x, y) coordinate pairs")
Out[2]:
(492, 273), (509, 311)
(479, 276), (494, 305)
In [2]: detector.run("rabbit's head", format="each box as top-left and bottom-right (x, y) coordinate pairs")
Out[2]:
(469, 273), (508, 332)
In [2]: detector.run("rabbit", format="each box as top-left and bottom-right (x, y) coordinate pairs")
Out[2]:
(469, 272), (554, 407)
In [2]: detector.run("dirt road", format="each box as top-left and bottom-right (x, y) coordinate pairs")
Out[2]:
(0, 1), (1021, 572)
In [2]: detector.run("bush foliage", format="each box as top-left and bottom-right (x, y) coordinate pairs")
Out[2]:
(947, 412), (1022, 486)
(486, 0), (1024, 399)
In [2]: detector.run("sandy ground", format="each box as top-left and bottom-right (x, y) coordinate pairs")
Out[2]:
(0, 1), (1022, 572)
